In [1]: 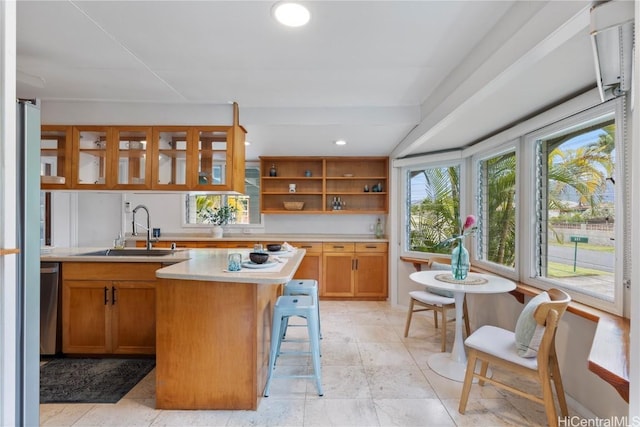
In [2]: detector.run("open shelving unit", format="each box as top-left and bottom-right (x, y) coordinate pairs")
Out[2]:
(260, 156), (389, 214)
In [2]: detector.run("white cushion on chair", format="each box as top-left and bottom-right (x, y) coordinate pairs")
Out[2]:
(515, 292), (550, 357)
(465, 325), (538, 370)
(428, 262), (454, 297)
(409, 290), (454, 306)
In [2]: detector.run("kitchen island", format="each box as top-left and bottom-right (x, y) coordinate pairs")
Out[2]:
(154, 248), (305, 410)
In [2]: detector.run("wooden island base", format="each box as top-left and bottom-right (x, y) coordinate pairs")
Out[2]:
(155, 278), (280, 410)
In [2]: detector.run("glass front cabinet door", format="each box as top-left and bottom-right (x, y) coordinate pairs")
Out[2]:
(114, 127), (152, 189)
(151, 127), (191, 190)
(72, 126), (110, 189)
(194, 127), (229, 189)
(40, 125), (72, 189)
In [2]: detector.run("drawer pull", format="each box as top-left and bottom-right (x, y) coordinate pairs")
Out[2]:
(333, 245), (344, 249)
(301, 245), (312, 249)
(365, 245), (377, 249)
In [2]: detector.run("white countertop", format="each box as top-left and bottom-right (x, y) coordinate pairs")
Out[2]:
(40, 247), (191, 263)
(155, 248), (305, 284)
(41, 246), (305, 285)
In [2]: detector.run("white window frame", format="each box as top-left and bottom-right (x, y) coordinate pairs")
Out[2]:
(181, 162), (265, 232)
(521, 98), (625, 315)
(398, 94), (626, 315)
(399, 153), (468, 259)
(470, 141), (520, 282)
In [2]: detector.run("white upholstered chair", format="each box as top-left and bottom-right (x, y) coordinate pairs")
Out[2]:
(404, 257), (471, 352)
(458, 288), (571, 427)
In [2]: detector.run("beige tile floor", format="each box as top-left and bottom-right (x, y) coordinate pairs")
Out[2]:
(40, 300), (580, 426)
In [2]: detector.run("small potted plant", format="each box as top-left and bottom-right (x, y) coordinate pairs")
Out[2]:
(199, 205), (237, 238)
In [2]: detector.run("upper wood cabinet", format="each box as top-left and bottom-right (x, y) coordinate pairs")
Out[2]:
(259, 156), (389, 214)
(191, 124), (245, 193)
(72, 126), (112, 189)
(41, 103), (246, 192)
(151, 127), (192, 190)
(40, 125), (73, 189)
(114, 127), (153, 190)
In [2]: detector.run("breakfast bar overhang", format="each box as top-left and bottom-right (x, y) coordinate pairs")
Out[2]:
(154, 249), (305, 410)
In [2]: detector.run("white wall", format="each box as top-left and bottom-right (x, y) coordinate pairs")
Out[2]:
(50, 191), (387, 248)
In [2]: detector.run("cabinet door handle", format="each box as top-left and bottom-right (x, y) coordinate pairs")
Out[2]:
(112, 286), (117, 305)
(355, 259), (359, 270)
(104, 286), (109, 305)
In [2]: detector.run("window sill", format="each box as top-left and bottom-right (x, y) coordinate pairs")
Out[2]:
(400, 256), (630, 402)
(509, 282), (629, 403)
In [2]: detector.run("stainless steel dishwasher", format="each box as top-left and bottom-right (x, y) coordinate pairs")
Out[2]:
(40, 262), (61, 355)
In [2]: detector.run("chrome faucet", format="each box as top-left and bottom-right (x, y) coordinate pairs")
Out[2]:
(132, 204), (153, 250)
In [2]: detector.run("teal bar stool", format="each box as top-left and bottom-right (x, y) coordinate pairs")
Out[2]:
(283, 279), (321, 339)
(263, 295), (323, 397)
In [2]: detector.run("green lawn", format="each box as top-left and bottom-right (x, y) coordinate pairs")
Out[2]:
(547, 261), (613, 278)
(549, 241), (614, 253)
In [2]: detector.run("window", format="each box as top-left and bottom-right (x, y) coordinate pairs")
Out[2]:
(183, 164), (261, 226)
(476, 149), (517, 269)
(401, 97), (627, 313)
(530, 101), (623, 309)
(406, 164), (461, 254)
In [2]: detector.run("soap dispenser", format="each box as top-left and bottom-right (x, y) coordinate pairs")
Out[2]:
(374, 218), (383, 239)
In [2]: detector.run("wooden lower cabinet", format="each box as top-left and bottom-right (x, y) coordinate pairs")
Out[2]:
(284, 242), (322, 285)
(62, 262), (159, 354)
(129, 239), (388, 301)
(155, 278), (280, 410)
(322, 242), (388, 299)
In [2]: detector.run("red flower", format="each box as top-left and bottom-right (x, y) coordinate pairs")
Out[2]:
(463, 215), (476, 231)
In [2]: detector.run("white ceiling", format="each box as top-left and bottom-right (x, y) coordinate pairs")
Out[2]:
(16, 1), (597, 160)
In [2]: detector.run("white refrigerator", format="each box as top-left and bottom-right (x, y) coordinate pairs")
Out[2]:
(15, 99), (41, 426)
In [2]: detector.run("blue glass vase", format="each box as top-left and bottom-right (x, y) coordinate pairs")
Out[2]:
(451, 239), (470, 280)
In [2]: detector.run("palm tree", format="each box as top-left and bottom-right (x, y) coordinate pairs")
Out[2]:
(545, 125), (614, 244)
(485, 153), (516, 266)
(409, 124), (613, 263)
(409, 166), (460, 253)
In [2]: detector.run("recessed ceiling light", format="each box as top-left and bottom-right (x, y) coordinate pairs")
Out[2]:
(334, 139), (347, 146)
(272, 2), (310, 27)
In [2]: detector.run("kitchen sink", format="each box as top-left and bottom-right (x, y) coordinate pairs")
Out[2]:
(77, 248), (179, 257)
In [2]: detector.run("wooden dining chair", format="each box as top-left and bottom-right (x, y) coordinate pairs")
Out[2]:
(404, 257), (471, 352)
(458, 288), (571, 427)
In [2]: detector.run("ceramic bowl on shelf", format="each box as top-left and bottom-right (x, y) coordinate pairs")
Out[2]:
(249, 252), (269, 264)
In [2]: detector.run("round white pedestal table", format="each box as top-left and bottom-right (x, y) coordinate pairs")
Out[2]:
(409, 270), (516, 382)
